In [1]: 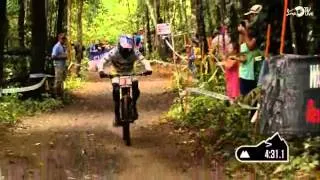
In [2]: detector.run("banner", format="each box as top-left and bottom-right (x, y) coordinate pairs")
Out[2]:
(259, 54), (320, 137)
(156, 23), (171, 35)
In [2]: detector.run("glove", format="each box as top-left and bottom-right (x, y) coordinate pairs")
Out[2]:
(99, 71), (112, 78)
(99, 71), (106, 78)
(143, 70), (152, 76)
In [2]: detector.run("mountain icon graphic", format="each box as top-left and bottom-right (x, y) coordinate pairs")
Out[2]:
(240, 151), (250, 158)
(235, 132), (289, 162)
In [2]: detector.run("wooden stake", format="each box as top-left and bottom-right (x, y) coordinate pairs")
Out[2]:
(265, 24), (271, 58)
(280, 0), (288, 54)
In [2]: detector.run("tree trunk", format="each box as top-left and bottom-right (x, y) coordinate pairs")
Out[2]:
(179, 0), (184, 29)
(145, 4), (152, 54)
(0, 0), (8, 85)
(57, 0), (66, 35)
(205, 0), (214, 34)
(18, 0), (25, 48)
(220, 0), (226, 22)
(153, 0), (159, 53)
(75, 0), (83, 77)
(30, 0), (47, 97)
(181, 0), (188, 30)
(144, 0), (157, 26)
(31, 0), (47, 74)
(67, 0), (72, 63)
(191, 0), (196, 28)
(195, 0), (208, 53)
(154, 0), (166, 60)
(155, 0), (161, 22)
(289, 0), (297, 54)
(25, 0), (32, 47)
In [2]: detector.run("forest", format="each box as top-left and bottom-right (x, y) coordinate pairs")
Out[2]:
(0, 0), (319, 179)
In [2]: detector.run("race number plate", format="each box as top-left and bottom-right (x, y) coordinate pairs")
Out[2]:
(119, 76), (132, 86)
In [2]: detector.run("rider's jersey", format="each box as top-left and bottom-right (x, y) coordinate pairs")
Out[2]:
(97, 46), (152, 74)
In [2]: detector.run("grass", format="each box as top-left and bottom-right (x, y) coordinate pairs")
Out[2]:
(0, 75), (85, 125)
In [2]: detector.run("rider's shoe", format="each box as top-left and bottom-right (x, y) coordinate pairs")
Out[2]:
(113, 116), (122, 127)
(132, 106), (138, 121)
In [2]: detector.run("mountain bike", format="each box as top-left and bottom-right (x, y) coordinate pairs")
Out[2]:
(101, 72), (147, 146)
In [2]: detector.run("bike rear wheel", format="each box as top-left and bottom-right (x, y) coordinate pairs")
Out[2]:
(121, 95), (131, 146)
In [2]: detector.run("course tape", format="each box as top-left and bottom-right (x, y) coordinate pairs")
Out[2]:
(149, 60), (189, 69)
(164, 39), (187, 62)
(68, 62), (81, 71)
(0, 74), (54, 95)
(185, 87), (259, 110)
(163, 39), (225, 74)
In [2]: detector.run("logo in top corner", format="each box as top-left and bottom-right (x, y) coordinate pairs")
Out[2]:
(287, 6), (314, 17)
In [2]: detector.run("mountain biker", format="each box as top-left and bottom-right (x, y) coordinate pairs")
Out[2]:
(98, 35), (153, 127)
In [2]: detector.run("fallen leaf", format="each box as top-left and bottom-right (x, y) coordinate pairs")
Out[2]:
(34, 143), (41, 146)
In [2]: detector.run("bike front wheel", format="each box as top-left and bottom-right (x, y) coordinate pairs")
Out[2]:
(121, 95), (131, 146)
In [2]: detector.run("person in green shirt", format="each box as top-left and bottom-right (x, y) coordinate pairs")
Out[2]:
(237, 23), (259, 96)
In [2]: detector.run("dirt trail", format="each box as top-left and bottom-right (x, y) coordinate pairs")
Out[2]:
(0, 72), (214, 180)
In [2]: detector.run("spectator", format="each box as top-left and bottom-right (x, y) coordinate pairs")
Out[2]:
(243, 4), (269, 88)
(88, 41), (98, 60)
(87, 40), (101, 72)
(211, 25), (233, 59)
(51, 33), (68, 98)
(135, 29), (145, 54)
(237, 22), (262, 96)
(244, 4), (265, 51)
(244, 4), (263, 28)
(217, 42), (240, 102)
(103, 40), (112, 52)
(73, 42), (85, 60)
(237, 27), (256, 96)
(187, 37), (201, 77)
(99, 40), (110, 52)
(209, 28), (220, 55)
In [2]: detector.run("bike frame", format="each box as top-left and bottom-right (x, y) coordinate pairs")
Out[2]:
(118, 77), (134, 102)
(102, 72), (145, 146)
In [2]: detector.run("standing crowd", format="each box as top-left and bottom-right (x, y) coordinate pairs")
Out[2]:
(87, 40), (113, 71)
(187, 4), (265, 104)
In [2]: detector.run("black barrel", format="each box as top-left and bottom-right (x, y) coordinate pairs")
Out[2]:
(259, 54), (320, 137)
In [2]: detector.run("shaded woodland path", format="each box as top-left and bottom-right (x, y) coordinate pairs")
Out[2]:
(0, 70), (216, 180)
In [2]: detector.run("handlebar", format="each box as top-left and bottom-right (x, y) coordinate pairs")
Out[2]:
(99, 72), (147, 79)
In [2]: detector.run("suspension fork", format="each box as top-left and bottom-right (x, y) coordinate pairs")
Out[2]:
(120, 86), (132, 100)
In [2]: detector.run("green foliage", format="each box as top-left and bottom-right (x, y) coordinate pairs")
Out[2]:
(0, 71), (85, 125)
(271, 137), (320, 178)
(0, 94), (63, 124)
(167, 93), (320, 178)
(64, 76), (84, 91)
(167, 98), (185, 121)
(7, 0), (19, 16)
(80, 0), (138, 44)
